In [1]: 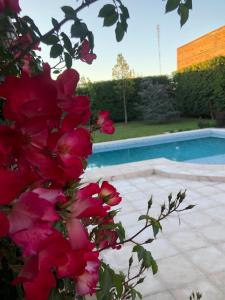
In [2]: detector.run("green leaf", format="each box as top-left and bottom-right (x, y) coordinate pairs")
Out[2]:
(64, 52), (72, 69)
(61, 6), (76, 19)
(61, 32), (73, 53)
(144, 238), (154, 244)
(133, 245), (145, 261)
(120, 14), (128, 32)
(42, 35), (59, 45)
(137, 277), (145, 285)
(116, 222), (125, 242)
(178, 3), (189, 26)
(51, 18), (59, 28)
(53, 70), (60, 74)
(103, 12), (118, 27)
(185, 0), (192, 9)
(136, 290), (143, 299)
(185, 204), (195, 210)
(150, 218), (162, 238)
(50, 44), (63, 58)
(151, 258), (158, 275)
(115, 22), (125, 42)
(129, 256), (133, 268)
(22, 16), (41, 36)
(98, 4), (115, 18)
(165, 0), (180, 13)
(71, 22), (88, 39)
(97, 266), (113, 300)
(143, 250), (152, 268)
(138, 215), (150, 221)
(120, 4), (129, 19)
(113, 273), (123, 297)
(148, 196), (153, 209)
(131, 289), (137, 300)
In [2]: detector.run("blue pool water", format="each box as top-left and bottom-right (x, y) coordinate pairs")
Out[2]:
(89, 137), (225, 167)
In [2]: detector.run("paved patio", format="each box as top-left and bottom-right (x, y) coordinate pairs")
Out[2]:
(84, 160), (225, 300)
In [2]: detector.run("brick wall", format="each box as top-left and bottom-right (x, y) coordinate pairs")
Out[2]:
(177, 25), (225, 70)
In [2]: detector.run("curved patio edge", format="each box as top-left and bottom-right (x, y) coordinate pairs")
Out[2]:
(83, 158), (225, 182)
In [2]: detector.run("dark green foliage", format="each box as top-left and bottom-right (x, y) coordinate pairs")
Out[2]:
(165, 0), (192, 26)
(98, 2), (129, 42)
(136, 78), (179, 122)
(189, 291), (202, 300)
(174, 56), (225, 118)
(77, 76), (169, 122)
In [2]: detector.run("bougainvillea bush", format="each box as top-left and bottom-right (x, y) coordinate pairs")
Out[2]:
(0, 0), (194, 299)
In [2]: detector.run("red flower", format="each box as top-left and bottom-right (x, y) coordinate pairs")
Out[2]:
(76, 252), (100, 295)
(96, 111), (115, 134)
(67, 218), (93, 251)
(99, 181), (122, 206)
(61, 96), (91, 131)
(0, 211), (9, 237)
(0, 71), (60, 125)
(8, 188), (63, 256)
(24, 270), (56, 300)
(11, 223), (53, 257)
(56, 68), (79, 101)
(95, 229), (119, 250)
(0, 168), (35, 205)
(0, 0), (21, 13)
(57, 249), (86, 278)
(57, 128), (92, 165)
(72, 183), (109, 218)
(80, 40), (97, 64)
(8, 189), (60, 234)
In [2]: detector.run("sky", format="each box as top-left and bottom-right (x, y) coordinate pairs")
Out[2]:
(19, 0), (225, 82)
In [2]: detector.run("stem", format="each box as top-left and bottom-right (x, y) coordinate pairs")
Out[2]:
(0, 0), (99, 73)
(99, 203), (188, 252)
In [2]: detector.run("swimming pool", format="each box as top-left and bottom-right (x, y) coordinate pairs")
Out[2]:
(89, 129), (225, 168)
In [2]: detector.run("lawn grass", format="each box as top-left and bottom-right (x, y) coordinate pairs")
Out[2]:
(93, 118), (215, 143)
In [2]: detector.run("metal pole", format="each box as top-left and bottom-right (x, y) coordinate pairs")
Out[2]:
(157, 24), (162, 75)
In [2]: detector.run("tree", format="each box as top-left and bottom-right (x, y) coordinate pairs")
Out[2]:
(112, 54), (135, 123)
(137, 78), (179, 122)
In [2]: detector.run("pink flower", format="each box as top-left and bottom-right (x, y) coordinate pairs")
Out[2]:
(11, 222), (53, 257)
(8, 189), (60, 235)
(99, 181), (122, 206)
(8, 188), (62, 256)
(80, 40), (97, 64)
(96, 111), (115, 134)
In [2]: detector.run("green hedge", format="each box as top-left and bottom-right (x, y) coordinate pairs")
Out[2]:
(77, 76), (170, 122)
(174, 56), (225, 118)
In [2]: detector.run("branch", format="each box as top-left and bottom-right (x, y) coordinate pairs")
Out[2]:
(99, 191), (191, 252)
(0, 0), (99, 73)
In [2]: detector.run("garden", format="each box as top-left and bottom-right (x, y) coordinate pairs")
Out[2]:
(0, 0), (224, 300)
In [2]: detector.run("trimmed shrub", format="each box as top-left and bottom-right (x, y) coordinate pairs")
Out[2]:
(77, 76), (170, 122)
(136, 78), (179, 123)
(174, 56), (225, 118)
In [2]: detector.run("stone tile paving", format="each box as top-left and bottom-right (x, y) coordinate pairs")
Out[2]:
(100, 175), (225, 300)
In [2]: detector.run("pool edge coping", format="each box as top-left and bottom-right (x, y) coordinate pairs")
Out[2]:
(84, 157), (225, 183)
(87, 128), (225, 182)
